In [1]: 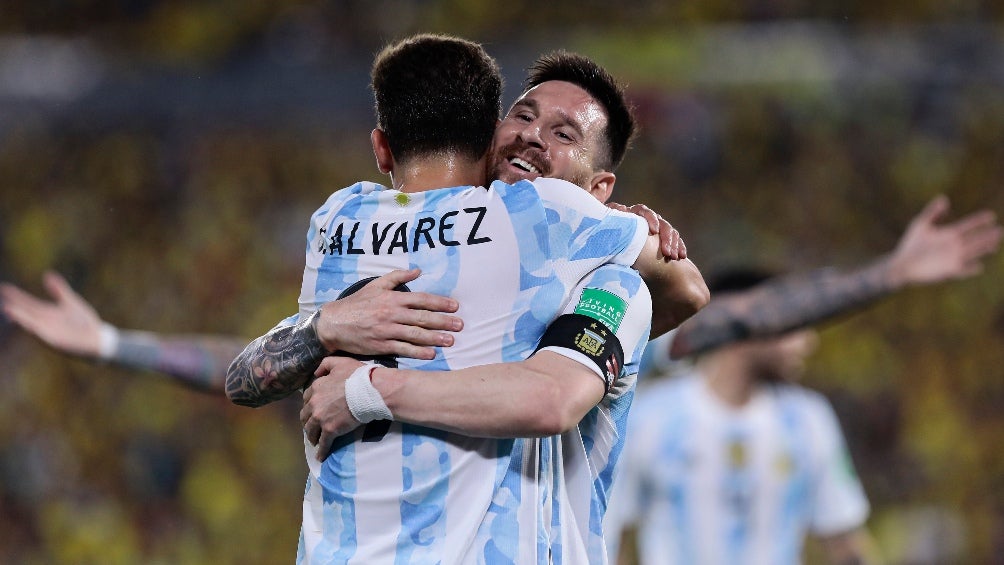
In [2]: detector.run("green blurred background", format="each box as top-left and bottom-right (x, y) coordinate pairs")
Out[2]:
(1, 1), (1002, 563)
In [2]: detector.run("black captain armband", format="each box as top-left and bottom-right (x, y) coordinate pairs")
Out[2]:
(533, 313), (624, 394)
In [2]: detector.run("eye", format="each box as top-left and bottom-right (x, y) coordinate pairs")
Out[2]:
(515, 112), (533, 122)
(555, 130), (574, 142)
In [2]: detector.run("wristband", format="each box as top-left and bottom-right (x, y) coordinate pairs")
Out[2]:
(98, 323), (120, 360)
(344, 363), (393, 423)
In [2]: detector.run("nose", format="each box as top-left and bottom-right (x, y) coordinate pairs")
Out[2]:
(516, 122), (547, 150)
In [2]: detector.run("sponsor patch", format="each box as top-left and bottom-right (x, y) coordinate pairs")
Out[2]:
(573, 288), (627, 333)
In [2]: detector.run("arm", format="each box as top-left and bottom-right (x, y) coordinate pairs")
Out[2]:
(226, 268), (463, 407)
(670, 195), (1002, 359)
(609, 202), (710, 338)
(301, 264), (653, 459)
(633, 237), (708, 339)
(0, 271), (240, 393)
(301, 351), (604, 457)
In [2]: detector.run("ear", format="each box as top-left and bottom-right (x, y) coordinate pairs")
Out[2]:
(371, 129), (394, 175)
(586, 171), (617, 203)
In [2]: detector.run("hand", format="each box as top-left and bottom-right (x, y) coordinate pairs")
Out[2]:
(607, 202), (687, 260)
(887, 195), (1003, 287)
(316, 268), (464, 360)
(301, 356), (366, 460)
(0, 271), (105, 357)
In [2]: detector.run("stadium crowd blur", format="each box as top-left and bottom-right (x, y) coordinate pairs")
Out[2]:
(2, 2), (1003, 563)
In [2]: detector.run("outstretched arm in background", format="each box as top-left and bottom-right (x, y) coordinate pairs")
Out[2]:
(226, 268), (463, 407)
(670, 195), (1003, 359)
(3, 269), (464, 398)
(1, 271), (244, 392)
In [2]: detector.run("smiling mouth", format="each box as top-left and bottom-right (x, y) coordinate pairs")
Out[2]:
(508, 157), (540, 174)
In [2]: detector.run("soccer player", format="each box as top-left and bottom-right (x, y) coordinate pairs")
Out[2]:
(226, 35), (700, 564)
(606, 267), (882, 565)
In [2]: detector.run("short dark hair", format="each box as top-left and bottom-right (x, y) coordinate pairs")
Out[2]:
(371, 34), (502, 163)
(523, 51), (636, 171)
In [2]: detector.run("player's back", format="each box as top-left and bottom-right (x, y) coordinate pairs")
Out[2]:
(297, 178), (647, 564)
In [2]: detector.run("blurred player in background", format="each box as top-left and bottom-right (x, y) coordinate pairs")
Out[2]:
(604, 196), (1001, 565)
(607, 267), (880, 565)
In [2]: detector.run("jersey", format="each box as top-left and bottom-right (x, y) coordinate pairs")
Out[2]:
(295, 177), (649, 564)
(530, 263), (652, 565)
(607, 372), (869, 565)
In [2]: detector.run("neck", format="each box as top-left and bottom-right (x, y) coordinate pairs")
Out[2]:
(696, 352), (758, 408)
(390, 153), (487, 193)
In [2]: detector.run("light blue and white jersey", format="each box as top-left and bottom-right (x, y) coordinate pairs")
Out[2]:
(295, 177), (649, 564)
(528, 264), (652, 565)
(606, 372), (869, 565)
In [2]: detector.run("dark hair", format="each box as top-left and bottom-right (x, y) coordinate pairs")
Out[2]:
(523, 51), (636, 171)
(371, 34), (503, 163)
(706, 266), (777, 295)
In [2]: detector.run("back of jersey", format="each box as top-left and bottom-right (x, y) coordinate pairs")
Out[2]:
(297, 178), (646, 564)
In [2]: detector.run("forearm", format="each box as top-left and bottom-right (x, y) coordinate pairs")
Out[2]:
(374, 353), (602, 438)
(111, 330), (245, 394)
(647, 258), (710, 338)
(226, 312), (330, 407)
(670, 256), (896, 359)
(633, 236), (710, 338)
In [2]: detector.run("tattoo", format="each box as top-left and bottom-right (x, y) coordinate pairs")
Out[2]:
(114, 332), (246, 393)
(671, 259), (893, 359)
(225, 311), (330, 407)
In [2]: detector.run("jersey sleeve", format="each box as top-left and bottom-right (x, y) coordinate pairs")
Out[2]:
(808, 396), (871, 535)
(530, 177), (649, 267)
(537, 263), (653, 388)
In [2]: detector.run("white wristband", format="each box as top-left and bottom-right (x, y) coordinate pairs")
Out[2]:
(97, 323), (120, 360)
(344, 363), (393, 424)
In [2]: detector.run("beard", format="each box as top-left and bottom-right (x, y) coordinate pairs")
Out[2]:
(488, 141), (552, 183)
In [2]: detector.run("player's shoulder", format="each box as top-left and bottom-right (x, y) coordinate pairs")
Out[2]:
(635, 372), (698, 410)
(318, 180), (385, 206)
(309, 181), (387, 220)
(771, 383), (840, 423)
(490, 177), (601, 208)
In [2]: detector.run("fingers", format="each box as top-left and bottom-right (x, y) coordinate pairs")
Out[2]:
(629, 204), (661, 234)
(316, 430), (336, 461)
(952, 210), (1001, 238)
(42, 271), (88, 311)
(373, 268), (422, 290)
(397, 291), (461, 317)
(314, 356), (338, 377)
(0, 283), (42, 326)
(913, 194), (950, 227)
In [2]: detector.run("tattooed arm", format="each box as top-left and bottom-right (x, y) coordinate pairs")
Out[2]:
(226, 311), (330, 407)
(112, 332), (244, 392)
(225, 268), (463, 408)
(669, 263), (890, 359)
(0, 271), (241, 393)
(670, 195), (1002, 359)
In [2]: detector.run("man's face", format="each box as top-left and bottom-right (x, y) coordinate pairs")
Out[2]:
(746, 329), (820, 384)
(488, 80), (609, 189)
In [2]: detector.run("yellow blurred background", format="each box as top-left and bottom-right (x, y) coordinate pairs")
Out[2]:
(1, 2), (1002, 563)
